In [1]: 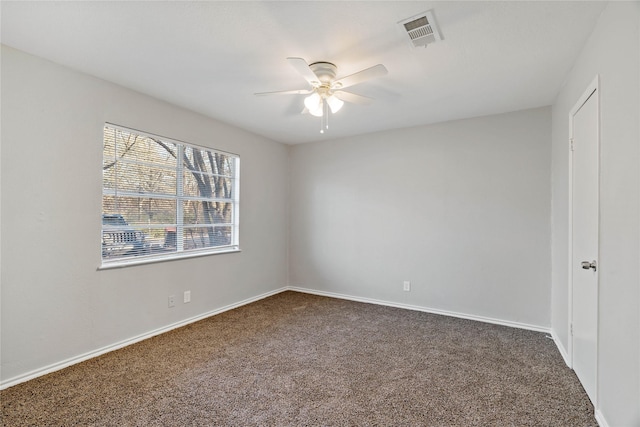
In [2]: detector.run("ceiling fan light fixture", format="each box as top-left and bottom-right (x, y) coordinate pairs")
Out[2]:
(327, 95), (344, 114)
(304, 92), (323, 116)
(257, 57), (387, 133)
(309, 105), (324, 117)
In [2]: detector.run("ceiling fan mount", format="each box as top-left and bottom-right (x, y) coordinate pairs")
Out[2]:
(255, 57), (388, 133)
(307, 61), (338, 86)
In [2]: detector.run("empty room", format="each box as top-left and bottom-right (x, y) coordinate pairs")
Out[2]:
(1, 1), (638, 426)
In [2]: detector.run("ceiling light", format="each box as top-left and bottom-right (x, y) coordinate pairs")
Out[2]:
(309, 103), (324, 117)
(304, 92), (323, 116)
(327, 95), (344, 114)
(303, 88), (346, 132)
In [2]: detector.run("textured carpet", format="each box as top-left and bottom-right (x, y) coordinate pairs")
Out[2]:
(1, 291), (595, 426)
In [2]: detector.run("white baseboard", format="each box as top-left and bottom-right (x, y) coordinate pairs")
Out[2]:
(0, 285), (564, 391)
(550, 329), (571, 367)
(594, 410), (609, 427)
(0, 287), (289, 390)
(3, 284), (610, 424)
(286, 286), (552, 334)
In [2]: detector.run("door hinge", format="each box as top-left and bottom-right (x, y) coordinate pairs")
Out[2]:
(570, 323), (573, 336)
(570, 138), (575, 151)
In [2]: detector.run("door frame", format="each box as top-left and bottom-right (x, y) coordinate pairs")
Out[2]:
(567, 74), (600, 406)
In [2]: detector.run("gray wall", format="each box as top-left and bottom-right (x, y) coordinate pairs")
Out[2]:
(289, 107), (552, 329)
(0, 46), (289, 384)
(550, 2), (640, 425)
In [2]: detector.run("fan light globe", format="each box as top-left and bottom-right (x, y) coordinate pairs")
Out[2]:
(327, 95), (344, 114)
(304, 93), (323, 117)
(309, 104), (324, 117)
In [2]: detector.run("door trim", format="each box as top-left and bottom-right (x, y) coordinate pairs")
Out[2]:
(567, 74), (600, 406)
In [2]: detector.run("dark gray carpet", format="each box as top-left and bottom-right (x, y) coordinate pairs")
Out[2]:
(1, 291), (596, 426)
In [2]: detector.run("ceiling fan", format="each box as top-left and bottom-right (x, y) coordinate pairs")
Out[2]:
(255, 57), (388, 133)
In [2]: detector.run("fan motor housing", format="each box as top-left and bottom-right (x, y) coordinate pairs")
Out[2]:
(309, 62), (337, 84)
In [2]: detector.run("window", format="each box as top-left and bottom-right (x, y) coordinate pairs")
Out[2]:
(102, 124), (239, 266)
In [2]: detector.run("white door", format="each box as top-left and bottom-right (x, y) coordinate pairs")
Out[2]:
(571, 83), (599, 405)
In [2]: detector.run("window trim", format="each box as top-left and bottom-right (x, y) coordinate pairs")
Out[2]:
(97, 247), (242, 270)
(101, 123), (240, 268)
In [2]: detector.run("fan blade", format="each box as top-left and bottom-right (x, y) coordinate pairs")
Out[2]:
(333, 64), (388, 89)
(287, 57), (320, 87)
(254, 89), (313, 96)
(333, 90), (375, 105)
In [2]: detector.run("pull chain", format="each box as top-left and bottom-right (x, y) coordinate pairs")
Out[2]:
(325, 101), (329, 131)
(319, 99), (330, 134)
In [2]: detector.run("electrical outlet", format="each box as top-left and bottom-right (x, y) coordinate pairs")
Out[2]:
(168, 295), (176, 308)
(183, 290), (191, 303)
(403, 281), (411, 292)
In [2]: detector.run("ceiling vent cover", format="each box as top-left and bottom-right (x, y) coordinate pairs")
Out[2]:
(398, 10), (442, 48)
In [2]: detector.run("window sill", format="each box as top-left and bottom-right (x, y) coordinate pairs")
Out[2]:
(98, 248), (241, 270)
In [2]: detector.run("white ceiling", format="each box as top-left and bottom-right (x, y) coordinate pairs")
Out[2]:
(1, 1), (606, 144)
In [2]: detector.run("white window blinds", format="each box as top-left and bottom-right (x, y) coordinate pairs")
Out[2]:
(102, 124), (239, 265)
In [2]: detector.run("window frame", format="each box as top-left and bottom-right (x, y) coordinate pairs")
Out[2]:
(100, 123), (240, 269)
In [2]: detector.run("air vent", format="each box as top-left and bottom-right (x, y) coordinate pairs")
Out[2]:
(398, 10), (442, 48)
